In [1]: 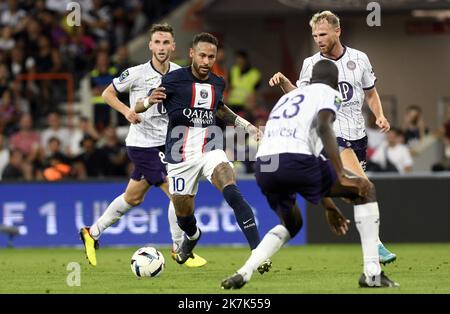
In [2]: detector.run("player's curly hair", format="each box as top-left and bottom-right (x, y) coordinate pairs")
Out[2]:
(309, 10), (340, 29)
(149, 23), (174, 39)
(192, 32), (218, 48)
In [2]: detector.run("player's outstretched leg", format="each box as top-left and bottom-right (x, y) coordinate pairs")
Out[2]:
(211, 162), (271, 273)
(341, 149), (398, 265)
(81, 192), (133, 266)
(221, 224), (291, 289)
(172, 194), (202, 264)
(328, 175), (399, 287)
(167, 200), (207, 267)
(79, 226), (99, 266)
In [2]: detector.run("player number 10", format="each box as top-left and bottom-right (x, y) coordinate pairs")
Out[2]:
(171, 177), (185, 192)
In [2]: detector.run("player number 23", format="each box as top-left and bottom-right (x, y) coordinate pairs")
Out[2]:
(269, 94), (304, 120)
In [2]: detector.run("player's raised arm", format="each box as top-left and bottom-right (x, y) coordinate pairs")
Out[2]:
(217, 103), (262, 141)
(135, 87), (166, 113)
(102, 84), (141, 124)
(268, 72), (296, 94)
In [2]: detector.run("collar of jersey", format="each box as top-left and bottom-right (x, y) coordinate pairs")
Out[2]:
(320, 45), (347, 61)
(188, 66), (212, 83)
(149, 60), (171, 76)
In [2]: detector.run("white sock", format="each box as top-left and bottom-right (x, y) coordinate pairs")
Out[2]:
(168, 201), (184, 251)
(237, 224), (290, 282)
(377, 238), (383, 246)
(354, 202), (381, 277)
(90, 194), (132, 240)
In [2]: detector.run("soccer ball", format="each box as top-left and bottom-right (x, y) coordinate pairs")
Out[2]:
(130, 247), (165, 278)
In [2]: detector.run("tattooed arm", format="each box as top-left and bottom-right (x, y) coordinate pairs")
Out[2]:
(216, 103), (262, 141)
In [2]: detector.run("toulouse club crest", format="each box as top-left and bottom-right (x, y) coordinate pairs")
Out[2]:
(347, 60), (356, 71)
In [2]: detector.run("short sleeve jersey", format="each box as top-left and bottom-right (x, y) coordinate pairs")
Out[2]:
(297, 46), (376, 141)
(112, 61), (181, 147)
(256, 83), (342, 158)
(158, 67), (226, 164)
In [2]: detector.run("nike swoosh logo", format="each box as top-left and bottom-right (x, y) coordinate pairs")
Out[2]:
(197, 101), (208, 106)
(243, 218), (253, 224)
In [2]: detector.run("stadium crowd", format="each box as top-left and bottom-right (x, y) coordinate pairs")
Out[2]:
(0, 0), (448, 181)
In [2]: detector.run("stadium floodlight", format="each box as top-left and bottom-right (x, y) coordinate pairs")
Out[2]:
(0, 224), (20, 248)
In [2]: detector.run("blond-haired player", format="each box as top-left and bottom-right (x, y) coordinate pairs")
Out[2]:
(269, 11), (396, 264)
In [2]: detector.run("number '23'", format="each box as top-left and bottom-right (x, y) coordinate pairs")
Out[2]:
(268, 94), (304, 120)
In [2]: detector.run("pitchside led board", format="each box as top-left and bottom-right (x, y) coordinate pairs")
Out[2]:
(0, 180), (307, 247)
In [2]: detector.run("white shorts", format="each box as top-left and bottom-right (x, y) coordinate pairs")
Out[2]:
(167, 149), (232, 195)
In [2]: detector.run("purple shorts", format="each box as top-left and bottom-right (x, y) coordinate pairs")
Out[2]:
(255, 153), (337, 209)
(127, 146), (167, 186)
(337, 136), (368, 171)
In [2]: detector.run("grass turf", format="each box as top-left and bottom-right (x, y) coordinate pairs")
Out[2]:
(0, 243), (449, 294)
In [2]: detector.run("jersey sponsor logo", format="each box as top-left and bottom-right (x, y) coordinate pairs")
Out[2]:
(338, 81), (354, 102)
(182, 108), (214, 125)
(119, 70), (129, 82)
(347, 60), (356, 70)
(265, 126), (301, 139)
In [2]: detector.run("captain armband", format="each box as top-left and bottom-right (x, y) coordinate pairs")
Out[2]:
(235, 116), (251, 130)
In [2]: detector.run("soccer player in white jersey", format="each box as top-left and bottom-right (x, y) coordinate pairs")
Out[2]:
(268, 11), (396, 265)
(79, 23), (206, 268)
(221, 60), (399, 289)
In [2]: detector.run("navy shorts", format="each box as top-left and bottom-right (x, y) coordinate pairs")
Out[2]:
(255, 153), (337, 211)
(127, 146), (167, 186)
(337, 136), (368, 171)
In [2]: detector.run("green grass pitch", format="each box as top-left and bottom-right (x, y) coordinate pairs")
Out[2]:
(1, 243), (449, 294)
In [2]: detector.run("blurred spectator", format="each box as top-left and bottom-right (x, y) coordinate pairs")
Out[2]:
(42, 152), (72, 181)
(1, 0), (26, 28)
(2, 149), (32, 180)
(0, 26), (15, 51)
(9, 46), (34, 78)
(99, 126), (127, 177)
(212, 46), (228, 97)
(369, 128), (413, 173)
(227, 50), (261, 122)
(76, 135), (106, 177)
(403, 105), (428, 146)
(0, 88), (19, 135)
(40, 111), (70, 155)
(9, 113), (40, 162)
(90, 51), (118, 130)
(0, 63), (11, 96)
(114, 45), (132, 74)
(432, 106), (450, 171)
(365, 112), (387, 160)
(84, 0), (111, 42)
(68, 115), (99, 157)
(0, 134), (9, 179)
(36, 135), (85, 180)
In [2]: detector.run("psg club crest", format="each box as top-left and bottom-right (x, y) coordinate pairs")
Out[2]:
(346, 60), (356, 71)
(200, 89), (208, 99)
